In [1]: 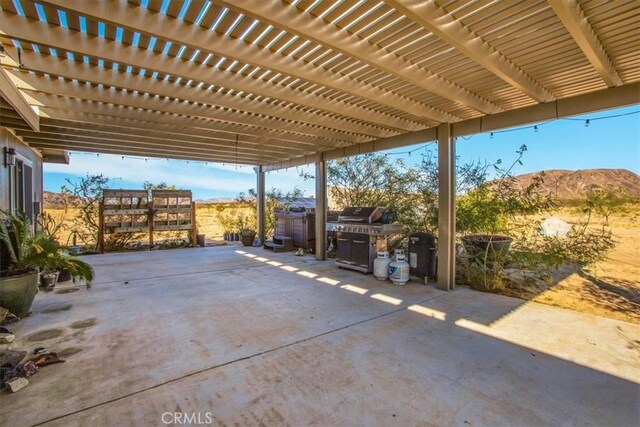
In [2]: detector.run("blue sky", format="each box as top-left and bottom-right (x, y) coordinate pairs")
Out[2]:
(44, 105), (639, 200)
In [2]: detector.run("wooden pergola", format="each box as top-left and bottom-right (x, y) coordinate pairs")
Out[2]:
(0, 0), (638, 289)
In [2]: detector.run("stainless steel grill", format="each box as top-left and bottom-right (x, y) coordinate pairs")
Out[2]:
(326, 207), (401, 273)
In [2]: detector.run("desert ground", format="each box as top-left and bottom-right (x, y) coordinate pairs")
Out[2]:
(508, 205), (640, 323)
(43, 203), (639, 323)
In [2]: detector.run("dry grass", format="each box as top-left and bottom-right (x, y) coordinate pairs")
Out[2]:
(524, 204), (640, 323)
(44, 203), (253, 246)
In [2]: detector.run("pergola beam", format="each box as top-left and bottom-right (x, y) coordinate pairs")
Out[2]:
(35, 113), (316, 155)
(0, 67), (40, 131)
(17, 130), (278, 162)
(40, 0), (459, 123)
(215, 0), (502, 115)
(10, 52), (376, 141)
(0, 11), (422, 132)
(36, 100), (344, 150)
(13, 72), (346, 149)
(26, 138), (255, 164)
(549, 0), (623, 88)
(29, 93), (349, 149)
(385, 0), (555, 103)
(263, 82), (640, 171)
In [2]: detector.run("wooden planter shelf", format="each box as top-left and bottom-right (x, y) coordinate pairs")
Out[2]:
(99, 189), (197, 252)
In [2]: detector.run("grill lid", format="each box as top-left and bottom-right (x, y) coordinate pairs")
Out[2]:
(338, 206), (386, 223)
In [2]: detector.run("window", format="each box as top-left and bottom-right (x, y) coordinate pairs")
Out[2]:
(11, 156), (34, 224)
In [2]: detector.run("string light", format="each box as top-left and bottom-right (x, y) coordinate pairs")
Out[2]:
(382, 142), (434, 156)
(68, 109), (637, 167)
(482, 110), (638, 139)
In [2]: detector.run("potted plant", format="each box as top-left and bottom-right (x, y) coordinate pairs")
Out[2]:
(1, 211), (95, 314)
(240, 228), (256, 247)
(457, 184), (514, 265)
(47, 249), (94, 288)
(0, 212), (55, 318)
(40, 270), (60, 290)
(457, 145), (552, 266)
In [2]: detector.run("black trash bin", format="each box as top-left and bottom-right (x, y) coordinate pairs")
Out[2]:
(408, 232), (437, 279)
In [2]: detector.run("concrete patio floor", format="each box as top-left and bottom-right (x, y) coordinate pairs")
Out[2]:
(1, 245), (638, 426)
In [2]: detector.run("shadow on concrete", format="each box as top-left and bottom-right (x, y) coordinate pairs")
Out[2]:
(3, 246), (637, 425)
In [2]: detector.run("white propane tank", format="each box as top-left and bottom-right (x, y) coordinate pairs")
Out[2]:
(392, 249), (405, 261)
(373, 251), (392, 280)
(388, 253), (410, 285)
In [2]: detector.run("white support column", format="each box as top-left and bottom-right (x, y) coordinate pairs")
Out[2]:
(315, 159), (327, 261)
(437, 123), (456, 291)
(256, 166), (266, 243)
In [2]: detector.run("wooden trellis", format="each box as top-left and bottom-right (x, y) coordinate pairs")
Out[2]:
(99, 189), (197, 252)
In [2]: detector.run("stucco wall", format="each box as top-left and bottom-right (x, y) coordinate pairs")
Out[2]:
(0, 127), (43, 215)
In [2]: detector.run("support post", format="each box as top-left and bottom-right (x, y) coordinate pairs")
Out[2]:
(98, 200), (105, 254)
(315, 159), (327, 261)
(256, 166), (266, 243)
(148, 200), (154, 250)
(437, 123), (456, 290)
(191, 201), (197, 247)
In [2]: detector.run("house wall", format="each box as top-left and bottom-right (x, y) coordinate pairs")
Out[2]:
(0, 126), (43, 216)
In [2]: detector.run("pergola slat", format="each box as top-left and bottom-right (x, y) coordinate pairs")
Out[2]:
(549, 0), (623, 88)
(41, 0), (460, 123)
(0, 11), (423, 132)
(384, 0), (555, 102)
(214, 0), (502, 115)
(11, 51), (377, 141)
(0, 0), (633, 170)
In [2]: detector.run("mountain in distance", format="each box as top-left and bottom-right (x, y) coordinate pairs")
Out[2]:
(508, 168), (640, 201)
(42, 169), (640, 208)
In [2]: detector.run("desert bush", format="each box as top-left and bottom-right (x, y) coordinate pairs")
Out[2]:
(586, 189), (629, 225)
(457, 145), (555, 238)
(61, 174), (110, 250)
(461, 261), (506, 293)
(511, 203), (616, 270)
(103, 231), (147, 252)
(37, 211), (69, 244)
(321, 153), (421, 249)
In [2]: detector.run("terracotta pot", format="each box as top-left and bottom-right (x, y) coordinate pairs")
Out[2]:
(241, 234), (256, 247)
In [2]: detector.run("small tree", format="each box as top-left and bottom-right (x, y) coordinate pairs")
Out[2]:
(143, 181), (177, 198)
(586, 189), (628, 225)
(61, 174), (110, 250)
(324, 154), (422, 245)
(417, 151), (496, 234)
